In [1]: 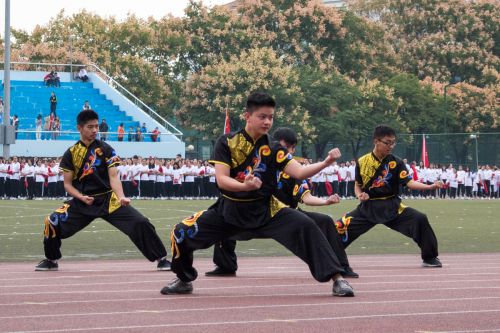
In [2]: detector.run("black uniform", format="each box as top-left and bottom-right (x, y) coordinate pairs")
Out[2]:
(212, 172), (354, 273)
(335, 152), (438, 260)
(169, 129), (345, 283)
(42, 139), (167, 261)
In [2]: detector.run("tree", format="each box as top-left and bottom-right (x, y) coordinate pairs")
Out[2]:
(349, 0), (500, 85)
(386, 73), (444, 134)
(297, 66), (357, 158)
(333, 78), (405, 158)
(176, 47), (310, 141)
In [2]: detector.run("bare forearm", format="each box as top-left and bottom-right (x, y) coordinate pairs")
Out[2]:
(302, 192), (328, 206)
(285, 160), (328, 180)
(407, 180), (434, 191)
(354, 183), (363, 198)
(216, 175), (250, 192)
(64, 182), (85, 201)
(110, 176), (126, 198)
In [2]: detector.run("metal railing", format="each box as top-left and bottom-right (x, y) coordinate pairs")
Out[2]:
(1, 61), (183, 139)
(87, 62), (183, 139)
(13, 129), (177, 143)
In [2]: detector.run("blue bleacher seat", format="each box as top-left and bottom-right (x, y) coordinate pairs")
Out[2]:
(0, 80), (149, 141)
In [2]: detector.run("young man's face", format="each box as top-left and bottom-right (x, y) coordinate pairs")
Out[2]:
(374, 135), (396, 157)
(78, 119), (99, 142)
(245, 106), (274, 137)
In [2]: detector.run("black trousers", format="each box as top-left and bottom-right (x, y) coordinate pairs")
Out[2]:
(194, 178), (202, 198)
(170, 206), (345, 283)
(48, 182), (57, 198)
(0, 177), (4, 197)
(42, 195), (167, 261)
(20, 177), (27, 197)
(165, 181), (173, 197)
(121, 181), (129, 197)
(27, 177), (35, 199)
(130, 181), (139, 197)
(35, 182), (44, 198)
(140, 180), (148, 198)
(57, 181), (65, 197)
(331, 181), (339, 195)
(339, 181), (347, 197)
(9, 179), (20, 198)
(211, 210), (352, 273)
(337, 206), (438, 260)
(172, 184), (182, 198)
(184, 182), (194, 197)
(465, 186), (472, 197)
(347, 181), (355, 197)
(156, 182), (166, 198)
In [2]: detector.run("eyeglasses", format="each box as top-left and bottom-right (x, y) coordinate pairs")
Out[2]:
(379, 139), (397, 147)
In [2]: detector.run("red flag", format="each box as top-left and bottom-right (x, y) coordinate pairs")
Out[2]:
(421, 135), (429, 168)
(224, 109), (230, 134)
(325, 181), (333, 196)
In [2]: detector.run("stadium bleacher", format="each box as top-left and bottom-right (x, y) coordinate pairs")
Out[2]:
(1, 80), (140, 141)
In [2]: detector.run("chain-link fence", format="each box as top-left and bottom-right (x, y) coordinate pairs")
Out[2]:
(189, 132), (499, 170)
(314, 133), (500, 170)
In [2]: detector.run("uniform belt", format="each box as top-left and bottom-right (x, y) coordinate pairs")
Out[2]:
(84, 190), (113, 197)
(222, 194), (265, 202)
(368, 195), (396, 201)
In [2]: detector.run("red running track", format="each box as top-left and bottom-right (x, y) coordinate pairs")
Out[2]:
(1, 253), (500, 333)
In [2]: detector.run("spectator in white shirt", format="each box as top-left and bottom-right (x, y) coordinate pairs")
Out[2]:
(9, 156), (21, 199)
(456, 165), (466, 197)
(77, 67), (89, 82)
(171, 163), (184, 199)
(47, 160), (59, 198)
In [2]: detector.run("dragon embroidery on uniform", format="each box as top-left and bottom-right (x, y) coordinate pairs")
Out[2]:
(79, 148), (103, 181)
(369, 164), (392, 189)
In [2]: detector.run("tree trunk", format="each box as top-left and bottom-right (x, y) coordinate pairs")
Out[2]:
(314, 142), (327, 161)
(350, 138), (362, 159)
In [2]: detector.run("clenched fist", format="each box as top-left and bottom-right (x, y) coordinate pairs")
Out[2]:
(81, 195), (95, 206)
(244, 173), (262, 191)
(324, 148), (342, 165)
(325, 194), (341, 205)
(357, 192), (370, 202)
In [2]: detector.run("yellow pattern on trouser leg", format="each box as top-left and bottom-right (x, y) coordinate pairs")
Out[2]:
(170, 229), (181, 259)
(43, 216), (56, 238)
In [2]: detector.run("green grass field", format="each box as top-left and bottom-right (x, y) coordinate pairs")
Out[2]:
(0, 199), (499, 261)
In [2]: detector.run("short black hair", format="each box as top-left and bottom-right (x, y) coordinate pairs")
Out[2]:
(272, 127), (297, 146)
(373, 125), (396, 140)
(246, 92), (276, 113)
(77, 110), (99, 126)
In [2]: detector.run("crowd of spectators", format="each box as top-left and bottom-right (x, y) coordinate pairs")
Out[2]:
(1, 155), (498, 201)
(310, 159), (500, 199)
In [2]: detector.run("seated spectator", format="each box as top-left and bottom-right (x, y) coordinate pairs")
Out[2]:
(151, 127), (160, 142)
(77, 67), (89, 82)
(43, 71), (54, 87)
(99, 118), (109, 141)
(82, 100), (92, 111)
(53, 72), (61, 87)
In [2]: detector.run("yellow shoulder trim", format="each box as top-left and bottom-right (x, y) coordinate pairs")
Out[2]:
(208, 160), (230, 168)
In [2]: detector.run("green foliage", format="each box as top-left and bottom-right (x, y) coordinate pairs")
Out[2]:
(5, 0), (498, 143)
